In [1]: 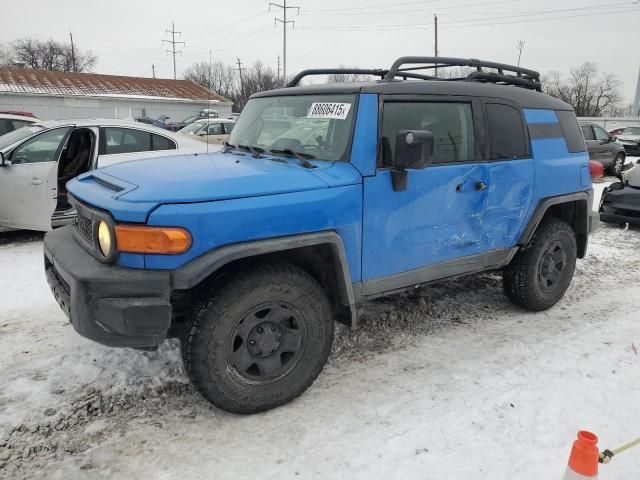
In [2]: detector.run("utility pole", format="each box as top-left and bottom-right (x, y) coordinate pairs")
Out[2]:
(434, 15), (438, 78)
(269, 0), (299, 83)
(235, 57), (246, 104)
(152, 64), (156, 79)
(163, 21), (185, 80)
(516, 40), (525, 67)
(277, 54), (281, 85)
(69, 31), (76, 72)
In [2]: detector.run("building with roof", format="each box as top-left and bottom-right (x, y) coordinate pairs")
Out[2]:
(0, 68), (233, 122)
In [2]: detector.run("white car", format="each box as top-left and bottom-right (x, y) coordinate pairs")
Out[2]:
(178, 118), (235, 145)
(0, 112), (39, 136)
(0, 119), (208, 232)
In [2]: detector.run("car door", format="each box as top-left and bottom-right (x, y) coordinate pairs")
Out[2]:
(0, 127), (71, 230)
(361, 96), (490, 287)
(205, 122), (226, 144)
(592, 124), (615, 165)
(481, 101), (535, 249)
(581, 125), (601, 161)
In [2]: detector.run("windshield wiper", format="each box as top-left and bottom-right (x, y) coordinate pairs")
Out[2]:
(238, 144), (267, 158)
(269, 148), (317, 169)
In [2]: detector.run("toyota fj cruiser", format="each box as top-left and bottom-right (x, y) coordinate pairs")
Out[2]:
(44, 57), (598, 414)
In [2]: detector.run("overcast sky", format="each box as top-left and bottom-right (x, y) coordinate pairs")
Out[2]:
(1, 0), (639, 102)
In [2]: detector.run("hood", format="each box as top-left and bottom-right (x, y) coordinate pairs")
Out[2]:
(90, 150), (362, 204)
(617, 133), (640, 142)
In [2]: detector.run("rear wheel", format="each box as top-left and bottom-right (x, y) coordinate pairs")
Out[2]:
(181, 262), (334, 414)
(503, 217), (577, 311)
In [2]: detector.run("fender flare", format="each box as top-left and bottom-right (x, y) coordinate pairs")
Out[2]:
(518, 191), (592, 257)
(171, 231), (358, 326)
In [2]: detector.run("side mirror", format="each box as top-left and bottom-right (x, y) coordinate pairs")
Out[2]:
(197, 131), (208, 136)
(609, 135), (617, 142)
(0, 151), (10, 168)
(391, 130), (434, 191)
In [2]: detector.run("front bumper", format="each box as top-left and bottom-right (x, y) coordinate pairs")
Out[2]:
(44, 226), (172, 348)
(599, 183), (640, 226)
(621, 143), (640, 156)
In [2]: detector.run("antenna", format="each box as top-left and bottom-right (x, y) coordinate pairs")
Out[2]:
(207, 49), (212, 155)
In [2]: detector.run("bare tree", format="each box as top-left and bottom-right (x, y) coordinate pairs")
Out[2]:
(543, 62), (621, 117)
(327, 65), (371, 83)
(9, 37), (96, 72)
(184, 60), (237, 101)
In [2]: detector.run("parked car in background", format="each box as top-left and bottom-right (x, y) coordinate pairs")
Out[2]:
(608, 126), (627, 137)
(228, 113), (240, 121)
(178, 118), (235, 145)
(580, 122), (626, 175)
(616, 126), (640, 156)
(0, 111), (39, 136)
(135, 115), (169, 129)
(0, 120), (208, 232)
(164, 109), (219, 132)
(600, 162), (640, 225)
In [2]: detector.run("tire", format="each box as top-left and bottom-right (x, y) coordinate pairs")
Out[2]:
(503, 217), (577, 311)
(181, 262), (334, 414)
(608, 153), (625, 176)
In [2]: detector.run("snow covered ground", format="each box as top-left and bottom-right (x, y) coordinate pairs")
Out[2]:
(1, 184), (640, 479)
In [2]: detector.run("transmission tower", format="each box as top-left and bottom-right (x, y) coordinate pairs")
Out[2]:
(163, 21), (185, 80)
(269, 1), (299, 83)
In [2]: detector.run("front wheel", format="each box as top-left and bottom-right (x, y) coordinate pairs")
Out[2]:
(503, 217), (577, 311)
(609, 153), (625, 176)
(181, 262), (334, 414)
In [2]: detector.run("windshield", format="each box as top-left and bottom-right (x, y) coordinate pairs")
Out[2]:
(228, 94), (357, 161)
(178, 122), (205, 134)
(0, 124), (45, 150)
(623, 127), (640, 135)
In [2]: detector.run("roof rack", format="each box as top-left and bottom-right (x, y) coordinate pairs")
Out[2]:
(287, 56), (542, 91)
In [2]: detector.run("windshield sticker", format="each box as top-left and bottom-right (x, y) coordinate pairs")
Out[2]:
(307, 103), (351, 120)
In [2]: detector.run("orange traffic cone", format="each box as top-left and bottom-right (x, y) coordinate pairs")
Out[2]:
(564, 431), (600, 479)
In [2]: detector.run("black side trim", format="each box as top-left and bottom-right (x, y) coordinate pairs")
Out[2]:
(358, 247), (518, 299)
(172, 231), (357, 326)
(528, 123), (563, 139)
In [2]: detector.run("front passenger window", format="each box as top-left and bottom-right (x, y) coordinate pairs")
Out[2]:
(10, 128), (70, 164)
(593, 126), (609, 141)
(381, 102), (475, 167)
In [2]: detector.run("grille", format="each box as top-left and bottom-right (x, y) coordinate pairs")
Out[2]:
(75, 210), (93, 244)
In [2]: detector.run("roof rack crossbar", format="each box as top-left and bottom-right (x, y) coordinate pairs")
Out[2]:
(286, 56), (542, 91)
(287, 69), (386, 87)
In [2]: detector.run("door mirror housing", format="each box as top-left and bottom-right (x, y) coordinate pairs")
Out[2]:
(391, 130), (434, 191)
(609, 135), (617, 142)
(0, 151), (10, 168)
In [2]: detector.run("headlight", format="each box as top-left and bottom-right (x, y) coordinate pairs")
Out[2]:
(97, 220), (113, 257)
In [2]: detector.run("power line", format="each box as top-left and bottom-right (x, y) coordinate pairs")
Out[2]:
(163, 21), (185, 79)
(269, 0), (299, 82)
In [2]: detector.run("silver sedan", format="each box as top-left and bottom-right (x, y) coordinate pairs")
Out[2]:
(0, 119), (212, 232)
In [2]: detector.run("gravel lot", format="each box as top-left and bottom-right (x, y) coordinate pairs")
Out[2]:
(1, 192), (639, 479)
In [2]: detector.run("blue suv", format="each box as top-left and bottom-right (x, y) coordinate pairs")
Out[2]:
(44, 57), (597, 413)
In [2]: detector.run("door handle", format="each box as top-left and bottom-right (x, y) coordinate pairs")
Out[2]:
(30, 178), (42, 186)
(475, 181), (487, 191)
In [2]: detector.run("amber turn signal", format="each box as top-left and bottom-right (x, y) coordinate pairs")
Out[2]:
(114, 225), (192, 254)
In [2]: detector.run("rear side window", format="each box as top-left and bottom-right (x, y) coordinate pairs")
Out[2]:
(381, 102), (475, 166)
(151, 133), (176, 151)
(104, 128), (151, 155)
(486, 103), (528, 159)
(557, 111), (587, 152)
